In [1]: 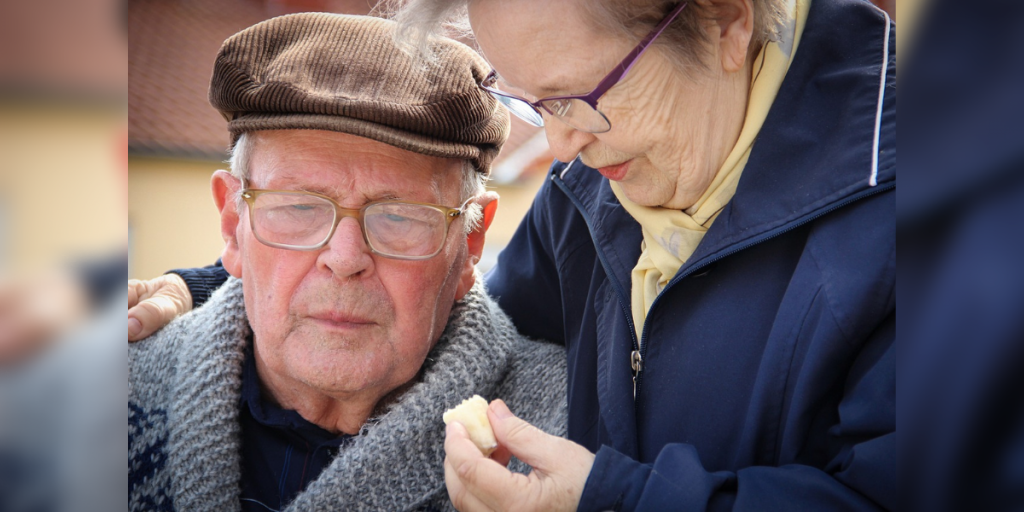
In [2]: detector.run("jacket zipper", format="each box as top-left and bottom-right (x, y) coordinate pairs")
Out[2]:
(549, 174), (643, 399)
(552, 170), (894, 405)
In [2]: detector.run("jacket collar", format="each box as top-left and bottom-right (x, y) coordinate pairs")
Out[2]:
(553, 0), (895, 293)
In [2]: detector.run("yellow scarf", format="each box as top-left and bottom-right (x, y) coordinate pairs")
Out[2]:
(612, 0), (811, 341)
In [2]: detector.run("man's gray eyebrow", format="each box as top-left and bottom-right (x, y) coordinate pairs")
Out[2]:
(271, 179), (402, 203)
(267, 179), (337, 197)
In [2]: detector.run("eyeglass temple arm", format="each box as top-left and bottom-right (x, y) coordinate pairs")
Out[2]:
(580, 2), (688, 106)
(450, 195), (477, 217)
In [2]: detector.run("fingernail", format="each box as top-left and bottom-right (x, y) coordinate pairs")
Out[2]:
(490, 399), (513, 420)
(447, 421), (466, 436)
(128, 317), (141, 338)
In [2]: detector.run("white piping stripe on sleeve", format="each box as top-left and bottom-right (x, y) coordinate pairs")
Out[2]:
(869, 10), (891, 187)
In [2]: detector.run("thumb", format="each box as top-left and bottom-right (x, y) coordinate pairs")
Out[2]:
(127, 274), (191, 342)
(487, 399), (562, 471)
(128, 297), (175, 341)
(127, 287), (189, 341)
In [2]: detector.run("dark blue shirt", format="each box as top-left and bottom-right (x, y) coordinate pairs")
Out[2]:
(239, 342), (350, 512)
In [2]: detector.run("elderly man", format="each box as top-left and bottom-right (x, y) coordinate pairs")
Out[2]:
(128, 13), (566, 512)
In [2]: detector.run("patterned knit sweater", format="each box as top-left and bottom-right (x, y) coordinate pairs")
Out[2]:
(129, 278), (567, 511)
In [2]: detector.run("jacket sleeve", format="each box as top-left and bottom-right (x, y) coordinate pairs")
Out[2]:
(578, 312), (896, 512)
(485, 174), (566, 344)
(167, 260), (230, 309)
(76, 252), (129, 308)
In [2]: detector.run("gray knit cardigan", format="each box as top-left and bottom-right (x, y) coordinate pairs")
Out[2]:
(129, 278), (567, 511)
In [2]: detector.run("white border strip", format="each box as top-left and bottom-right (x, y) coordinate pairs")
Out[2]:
(869, 10), (892, 187)
(560, 155), (581, 179)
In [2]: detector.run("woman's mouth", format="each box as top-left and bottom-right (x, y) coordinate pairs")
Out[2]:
(597, 160), (632, 181)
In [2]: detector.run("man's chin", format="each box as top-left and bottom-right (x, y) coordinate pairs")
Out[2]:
(283, 324), (380, 354)
(284, 348), (391, 393)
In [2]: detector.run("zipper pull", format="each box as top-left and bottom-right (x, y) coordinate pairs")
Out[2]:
(631, 350), (643, 399)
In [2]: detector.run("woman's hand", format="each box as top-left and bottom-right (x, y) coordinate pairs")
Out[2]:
(127, 274), (191, 341)
(444, 399), (594, 512)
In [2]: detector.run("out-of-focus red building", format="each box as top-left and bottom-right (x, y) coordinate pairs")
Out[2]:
(0, 0), (127, 273)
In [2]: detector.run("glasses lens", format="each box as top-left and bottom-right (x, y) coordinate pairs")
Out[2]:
(489, 93), (544, 127)
(364, 203), (448, 258)
(481, 73), (545, 127)
(251, 192), (335, 248)
(539, 98), (611, 133)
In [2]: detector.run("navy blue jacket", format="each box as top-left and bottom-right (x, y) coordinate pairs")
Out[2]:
(172, 1), (894, 509)
(900, 0), (1024, 510)
(485, 0), (895, 509)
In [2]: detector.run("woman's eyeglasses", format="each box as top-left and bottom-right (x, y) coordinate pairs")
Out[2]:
(479, 2), (687, 134)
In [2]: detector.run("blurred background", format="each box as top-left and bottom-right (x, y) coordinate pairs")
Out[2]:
(0, 0), (126, 274)
(2, 2), (127, 511)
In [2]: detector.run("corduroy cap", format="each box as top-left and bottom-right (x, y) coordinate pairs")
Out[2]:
(209, 13), (509, 175)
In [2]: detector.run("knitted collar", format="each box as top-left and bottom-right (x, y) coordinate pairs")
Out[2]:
(166, 276), (517, 511)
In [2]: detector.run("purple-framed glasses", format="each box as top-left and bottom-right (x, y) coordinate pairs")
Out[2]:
(480, 2), (687, 134)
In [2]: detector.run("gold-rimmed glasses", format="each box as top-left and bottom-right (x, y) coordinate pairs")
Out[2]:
(240, 186), (472, 260)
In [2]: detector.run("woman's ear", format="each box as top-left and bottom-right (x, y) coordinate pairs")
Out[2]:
(454, 191), (499, 301)
(706, 0), (755, 72)
(211, 170), (243, 278)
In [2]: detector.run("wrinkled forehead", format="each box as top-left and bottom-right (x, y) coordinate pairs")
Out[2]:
(247, 130), (465, 204)
(468, 0), (621, 94)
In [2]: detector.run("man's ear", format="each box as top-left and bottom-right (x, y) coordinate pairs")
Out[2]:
(211, 170), (243, 278)
(454, 191), (499, 301)
(703, 0), (755, 72)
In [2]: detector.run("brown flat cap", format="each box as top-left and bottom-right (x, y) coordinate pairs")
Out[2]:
(209, 13), (509, 175)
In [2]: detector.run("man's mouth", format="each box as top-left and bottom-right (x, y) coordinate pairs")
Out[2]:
(596, 160), (632, 181)
(306, 312), (375, 329)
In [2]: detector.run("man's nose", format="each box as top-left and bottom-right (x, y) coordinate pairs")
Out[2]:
(543, 114), (596, 164)
(316, 217), (374, 278)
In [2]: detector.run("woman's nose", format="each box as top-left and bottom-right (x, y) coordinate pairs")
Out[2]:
(543, 114), (596, 163)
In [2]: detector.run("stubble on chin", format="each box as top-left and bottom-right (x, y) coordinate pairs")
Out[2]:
(269, 315), (392, 394)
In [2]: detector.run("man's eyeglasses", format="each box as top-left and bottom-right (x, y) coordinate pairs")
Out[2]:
(479, 2), (687, 134)
(240, 185), (472, 260)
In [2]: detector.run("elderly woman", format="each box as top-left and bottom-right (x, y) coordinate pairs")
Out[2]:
(130, 0), (895, 509)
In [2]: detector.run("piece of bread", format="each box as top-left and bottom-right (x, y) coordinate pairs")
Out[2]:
(443, 395), (498, 456)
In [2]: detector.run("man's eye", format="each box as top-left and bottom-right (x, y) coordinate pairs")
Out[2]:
(385, 213), (411, 222)
(291, 204), (317, 211)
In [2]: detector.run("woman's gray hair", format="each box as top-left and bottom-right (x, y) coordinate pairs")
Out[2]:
(228, 132), (485, 235)
(389, 0), (788, 73)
